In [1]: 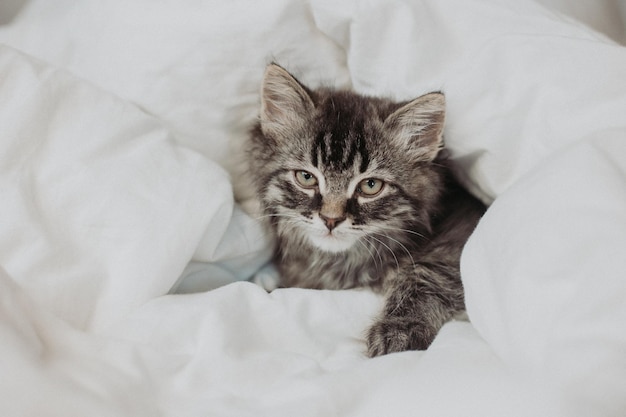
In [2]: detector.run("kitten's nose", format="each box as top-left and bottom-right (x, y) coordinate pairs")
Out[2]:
(320, 214), (346, 231)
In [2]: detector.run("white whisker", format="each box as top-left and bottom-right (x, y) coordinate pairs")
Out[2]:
(362, 236), (384, 267)
(357, 238), (379, 270)
(369, 231), (417, 271)
(376, 225), (430, 242)
(368, 235), (400, 274)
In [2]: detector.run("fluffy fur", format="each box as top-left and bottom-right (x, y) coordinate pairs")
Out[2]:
(248, 64), (485, 356)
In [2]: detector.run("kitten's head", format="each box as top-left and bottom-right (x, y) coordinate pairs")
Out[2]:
(249, 64), (446, 254)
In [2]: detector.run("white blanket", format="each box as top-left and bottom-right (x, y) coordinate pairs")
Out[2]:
(1, 1), (625, 416)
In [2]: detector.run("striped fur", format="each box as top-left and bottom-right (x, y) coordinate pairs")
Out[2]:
(247, 64), (485, 356)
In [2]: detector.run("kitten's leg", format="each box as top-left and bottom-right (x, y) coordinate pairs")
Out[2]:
(366, 263), (464, 357)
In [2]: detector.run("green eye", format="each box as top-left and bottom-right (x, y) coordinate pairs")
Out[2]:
(358, 178), (384, 196)
(294, 170), (318, 188)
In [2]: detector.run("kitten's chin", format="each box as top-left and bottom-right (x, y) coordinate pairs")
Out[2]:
(307, 234), (356, 253)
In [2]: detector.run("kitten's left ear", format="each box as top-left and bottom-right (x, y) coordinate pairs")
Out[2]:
(383, 92), (445, 161)
(260, 63), (315, 141)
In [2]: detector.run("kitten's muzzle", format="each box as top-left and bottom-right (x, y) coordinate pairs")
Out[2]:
(319, 213), (346, 231)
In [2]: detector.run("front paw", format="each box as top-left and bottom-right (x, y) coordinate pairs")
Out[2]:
(366, 317), (437, 357)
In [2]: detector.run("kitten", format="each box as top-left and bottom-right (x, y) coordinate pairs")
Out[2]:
(248, 63), (485, 356)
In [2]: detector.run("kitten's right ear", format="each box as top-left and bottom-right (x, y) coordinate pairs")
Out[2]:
(383, 92), (446, 162)
(260, 64), (315, 141)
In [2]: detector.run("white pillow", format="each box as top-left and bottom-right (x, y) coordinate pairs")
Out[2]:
(0, 45), (231, 330)
(463, 133), (626, 415)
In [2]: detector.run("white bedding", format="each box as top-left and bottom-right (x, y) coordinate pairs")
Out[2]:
(1, 1), (625, 416)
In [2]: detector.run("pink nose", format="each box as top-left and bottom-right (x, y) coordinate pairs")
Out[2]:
(320, 214), (346, 231)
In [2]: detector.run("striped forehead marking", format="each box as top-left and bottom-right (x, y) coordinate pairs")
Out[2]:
(311, 131), (369, 173)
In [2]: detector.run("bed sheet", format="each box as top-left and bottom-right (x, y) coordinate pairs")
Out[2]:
(1, 0), (625, 416)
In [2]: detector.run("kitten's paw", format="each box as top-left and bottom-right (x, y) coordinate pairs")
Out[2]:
(366, 317), (437, 357)
(251, 268), (280, 291)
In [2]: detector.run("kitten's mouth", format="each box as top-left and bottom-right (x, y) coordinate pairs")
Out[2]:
(307, 229), (356, 253)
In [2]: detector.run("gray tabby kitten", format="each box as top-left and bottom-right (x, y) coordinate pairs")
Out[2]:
(248, 64), (485, 357)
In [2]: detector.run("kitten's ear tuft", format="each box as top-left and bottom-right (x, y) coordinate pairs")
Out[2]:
(383, 92), (446, 161)
(260, 64), (315, 141)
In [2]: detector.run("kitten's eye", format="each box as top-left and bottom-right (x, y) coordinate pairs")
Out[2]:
(294, 170), (318, 188)
(358, 178), (384, 196)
